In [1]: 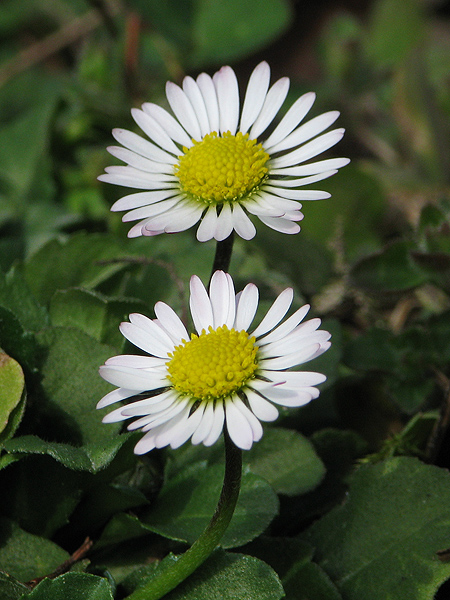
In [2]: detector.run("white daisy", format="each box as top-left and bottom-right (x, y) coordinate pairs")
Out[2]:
(98, 271), (330, 453)
(99, 61), (349, 241)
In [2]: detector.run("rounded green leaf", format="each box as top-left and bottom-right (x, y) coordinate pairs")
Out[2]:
(165, 550), (284, 600)
(141, 461), (279, 548)
(246, 428), (326, 496)
(304, 457), (450, 600)
(19, 573), (114, 600)
(0, 517), (69, 582)
(0, 352), (25, 443)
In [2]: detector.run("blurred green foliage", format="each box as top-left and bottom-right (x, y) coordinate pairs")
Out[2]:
(1, 0), (450, 598)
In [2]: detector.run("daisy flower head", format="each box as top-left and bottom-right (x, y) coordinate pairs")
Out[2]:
(98, 271), (331, 453)
(99, 61), (349, 241)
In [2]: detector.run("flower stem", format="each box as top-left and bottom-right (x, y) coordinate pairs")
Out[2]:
(126, 431), (242, 600)
(211, 232), (235, 277)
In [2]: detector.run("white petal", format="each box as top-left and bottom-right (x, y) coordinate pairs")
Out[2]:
(126, 220), (162, 238)
(112, 128), (176, 163)
(111, 190), (178, 212)
(257, 304), (310, 345)
(122, 197), (181, 222)
(154, 301), (189, 344)
(214, 66), (240, 135)
(245, 389), (279, 422)
(141, 103), (192, 148)
(105, 355), (163, 368)
(107, 146), (174, 174)
(137, 398), (190, 431)
(267, 111), (340, 154)
(128, 313), (175, 348)
(142, 203), (203, 234)
(119, 320), (172, 358)
(209, 270), (235, 329)
(225, 398), (254, 450)
(196, 205), (218, 242)
(263, 92), (316, 150)
(265, 170), (337, 188)
(239, 61), (271, 134)
(257, 385), (315, 407)
(131, 108), (181, 155)
(250, 191), (301, 213)
(257, 215), (301, 234)
(99, 167), (177, 190)
(214, 203), (233, 241)
(249, 77), (290, 139)
(99, 365), (167, 391)
(168, 403), (207, 449)
(233, 397), (263, 442)
(190, 274), (214, 333)
(270, 129), (345, 169)
(241, 199), (284, 218)
(263, 370), (326, 387)
(262, 185), (330, 201)
(165, 81), (202, 141)
(232, 203), (256, 240)
(234, 283), (259, 331)
(259, 342), (322, 370)
(197, 72), (220, 133)
(121, 390), (178, 416)
(204, 402), (225, 446)
(270, 157), (350, 177)
(260, 329), (331, 358)
(251, 288), (294, 338)
(191, 402), (216, 445)
(97, 387), (137, 409)
(182, 76), (211, 137)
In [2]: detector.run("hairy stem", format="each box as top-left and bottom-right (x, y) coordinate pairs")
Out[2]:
(126, 431), (242, 600)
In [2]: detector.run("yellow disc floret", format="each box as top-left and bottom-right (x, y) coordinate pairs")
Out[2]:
(174, 131), (269, 205)
(167, 325), (258, 401)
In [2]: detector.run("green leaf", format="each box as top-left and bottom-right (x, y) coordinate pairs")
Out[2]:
(2, 433), (134, 474)
(191, 0), (292, 66)
(0, 78), (61, 204)
(19, 573), (114, 600)
(246, 428), (325, 496)
(0, 267), (48, 333)
(49, 288), (147, 346)
(23, 233), (128, 305)
(0, 352), (25, 443)
(0, 517), (69, 582)
(0, 306), (39, 374)
(303, 457), (450, 600)
(141, 461), (279, 548)
(36, 327), (121, 446)
(350, 239), (427, 291)
(0, 572), (30, 600)
(126, 550), (284, 600)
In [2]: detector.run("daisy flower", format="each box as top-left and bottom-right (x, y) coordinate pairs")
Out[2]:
(99, 61), (349, 241)
(97, 271), (330, 453)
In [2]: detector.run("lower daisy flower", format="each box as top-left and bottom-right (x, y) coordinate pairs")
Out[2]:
(98, 271), (330, 452)
(99, 61), (349, 241)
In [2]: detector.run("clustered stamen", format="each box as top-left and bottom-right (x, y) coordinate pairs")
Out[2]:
(175, 131), (269, 205)
(167, 325), (258, 400)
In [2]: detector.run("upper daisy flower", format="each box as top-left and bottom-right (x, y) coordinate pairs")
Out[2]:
(97, 271), (330, 453)
(99, 61), (349, 241)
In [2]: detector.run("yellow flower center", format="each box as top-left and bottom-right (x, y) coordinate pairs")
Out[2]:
(166, 325), (258, 401)
(174, 131), (269, 205)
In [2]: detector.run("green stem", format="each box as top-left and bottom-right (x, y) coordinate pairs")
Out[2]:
(210, 232), (235, 277)
(126, 431), (242, 600)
